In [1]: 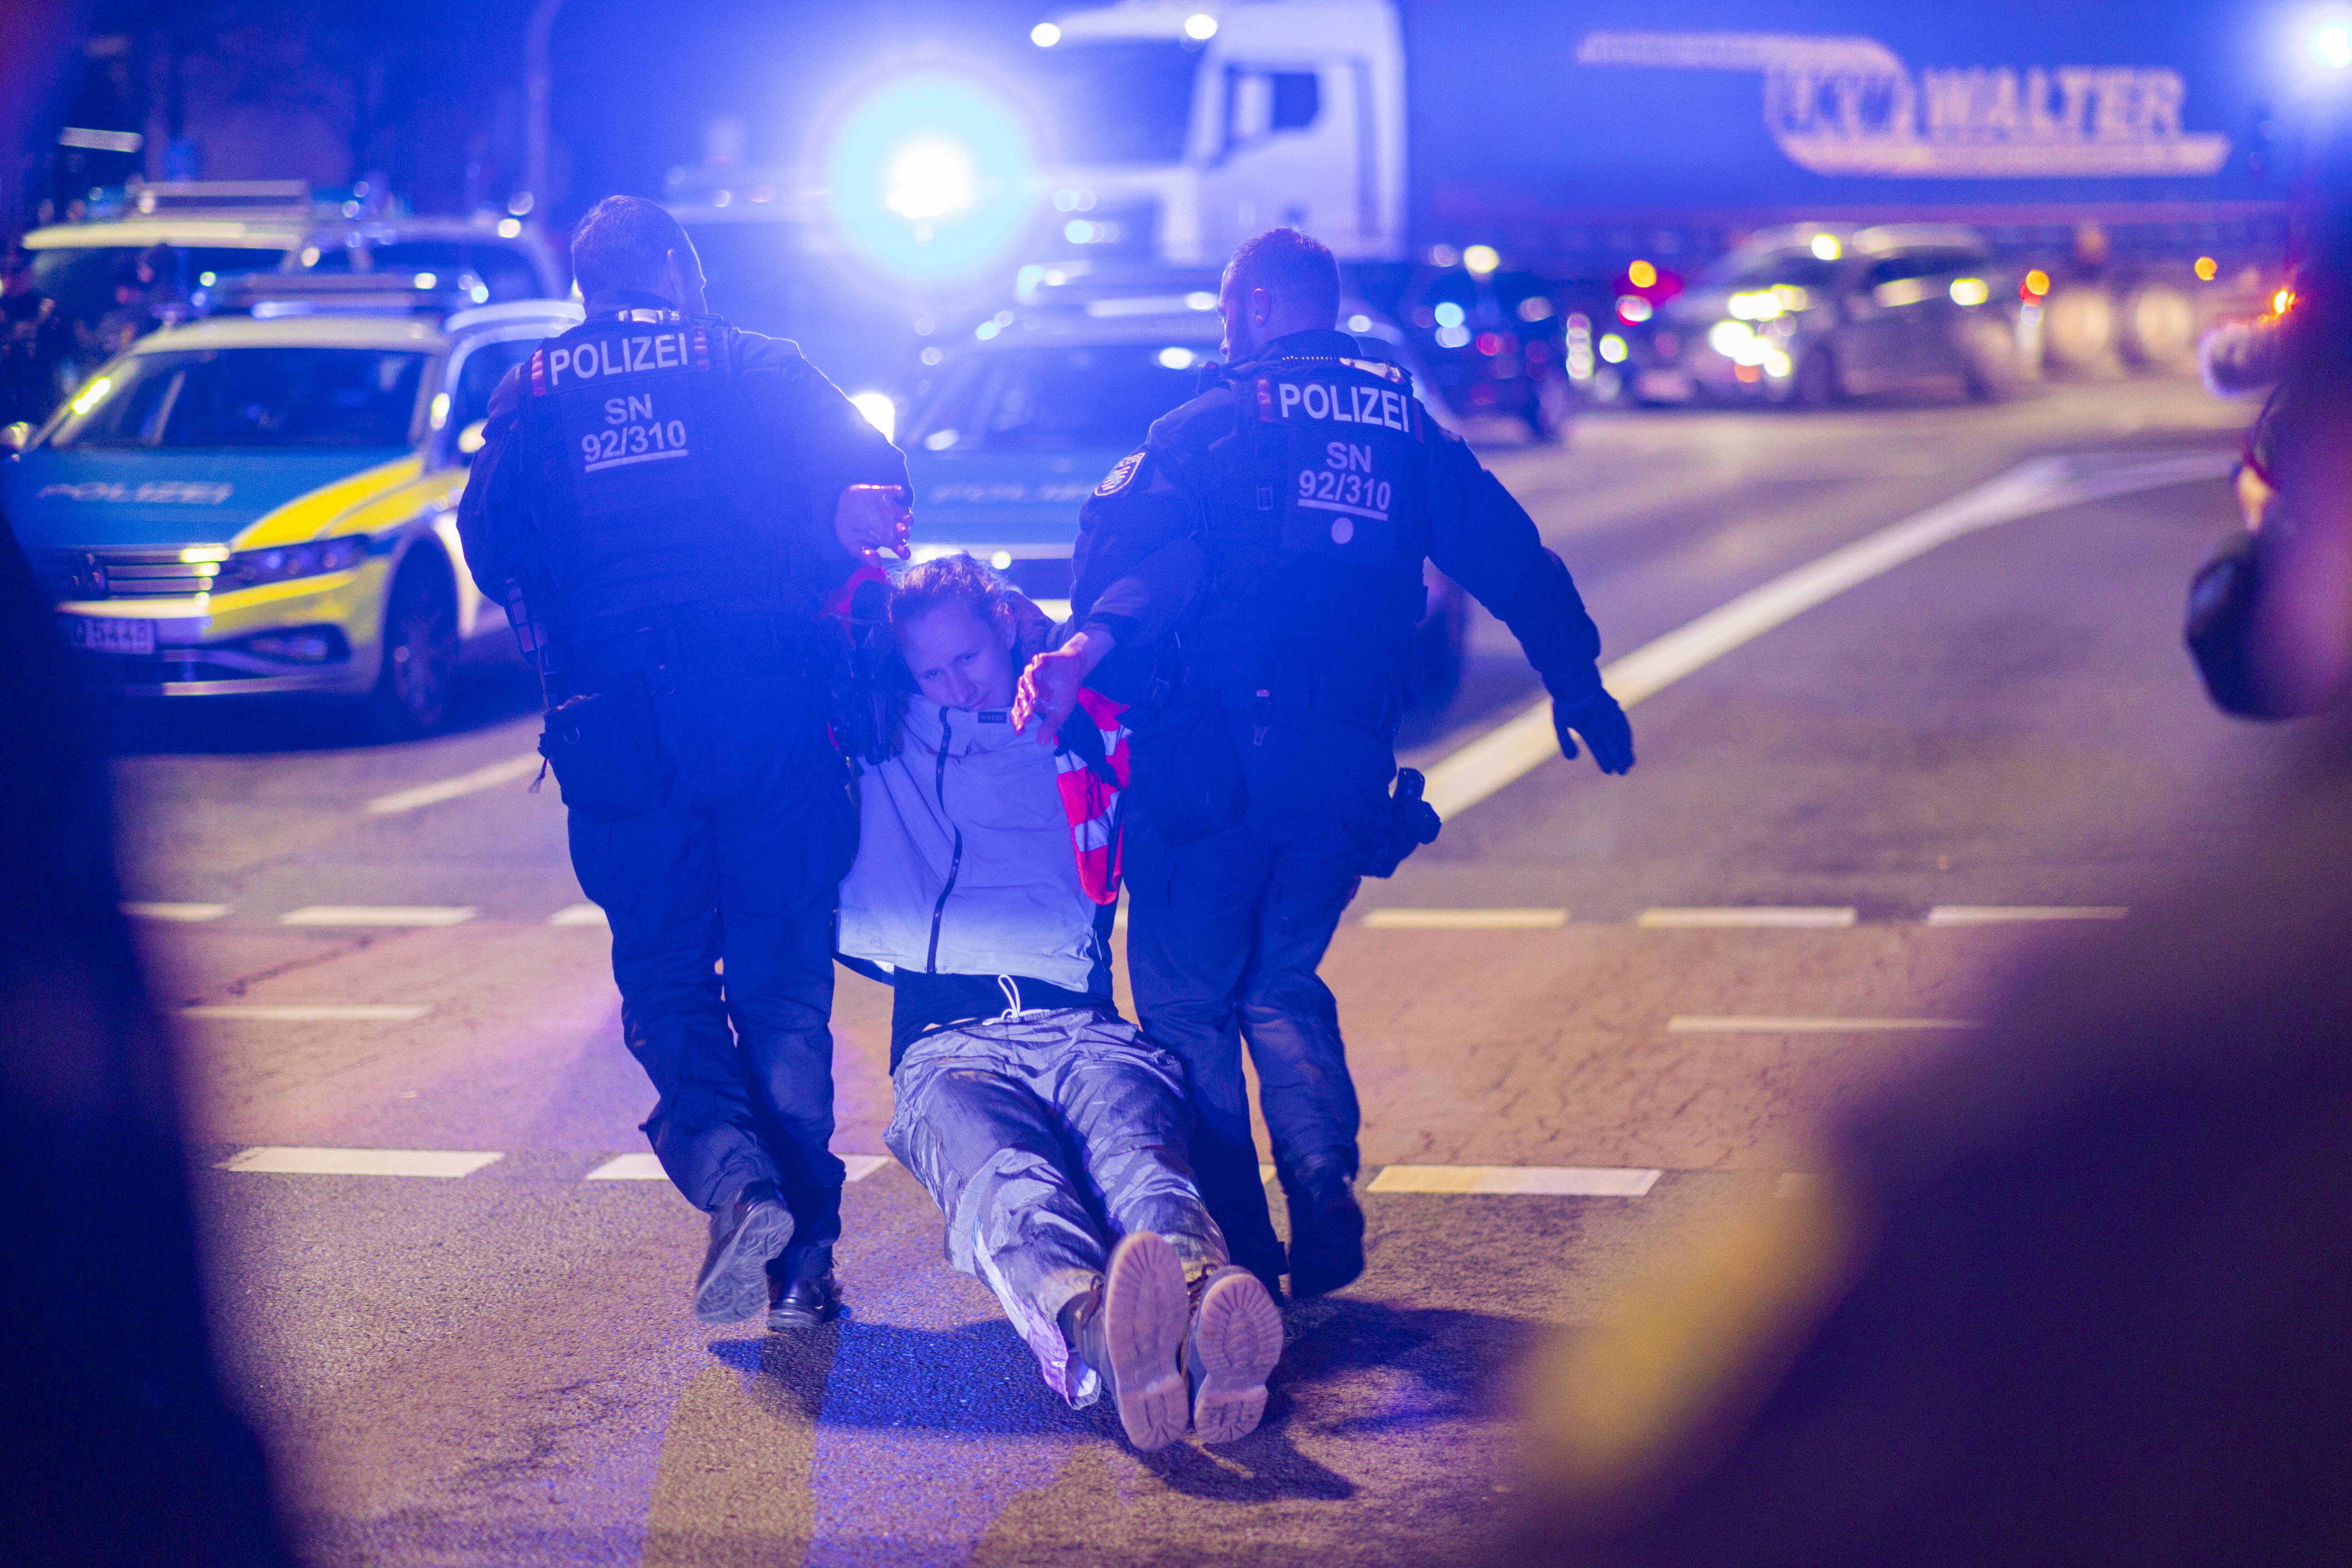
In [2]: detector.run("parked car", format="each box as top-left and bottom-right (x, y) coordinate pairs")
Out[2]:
(1632, 224), (2020, 407)
(1398, 262), (1575, 440)
(20, 180), (563, 379)
(4, 294), (580, 733)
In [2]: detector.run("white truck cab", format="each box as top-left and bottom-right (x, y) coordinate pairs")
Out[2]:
(1032, 0), (1405, 265)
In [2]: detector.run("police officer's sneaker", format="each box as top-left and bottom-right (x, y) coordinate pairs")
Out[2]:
(1284, 1166), (1367, 1299)
(1185, 1265), (1284, 1444)
(1066, 1232), (1191, 1451)
(693, 1180), (794, 1325)
(766, 1244), (842, 1331)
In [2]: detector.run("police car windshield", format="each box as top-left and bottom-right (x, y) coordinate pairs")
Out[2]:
(909, 344), (1201, 452)
(49, 347), (429, 450)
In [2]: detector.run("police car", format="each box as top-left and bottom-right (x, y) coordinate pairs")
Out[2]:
(20, 180), (562, 367)
(901, 271), (1472, 706)
(5, 294), (582, 732)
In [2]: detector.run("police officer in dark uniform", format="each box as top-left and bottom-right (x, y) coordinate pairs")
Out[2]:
(1015, 228), (1632, 1299)
(458, 196), (911, 1329)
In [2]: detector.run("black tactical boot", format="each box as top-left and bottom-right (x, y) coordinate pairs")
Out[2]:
(1063, 1233), (1191, 1450)
(766, 1243), (842, 1331)
(1185, 1264), (1284, 1444)
(1284, 1163), (1366, 1299)
(693, 1179), (793, 1325)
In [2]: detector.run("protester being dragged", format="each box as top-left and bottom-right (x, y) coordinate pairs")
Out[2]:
(840, 553), (1282, 1452)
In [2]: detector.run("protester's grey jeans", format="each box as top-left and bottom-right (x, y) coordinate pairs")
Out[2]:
(883, 1007), (1228, 1403)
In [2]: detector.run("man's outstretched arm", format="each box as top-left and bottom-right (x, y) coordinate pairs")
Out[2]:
(1425, 433), (1632, 774)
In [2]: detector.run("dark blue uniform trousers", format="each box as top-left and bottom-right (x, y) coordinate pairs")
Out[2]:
(1123, 704), (1393, 1290)
(564, 658), (855, 1259)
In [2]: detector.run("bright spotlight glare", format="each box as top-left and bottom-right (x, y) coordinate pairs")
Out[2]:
(1948, 277), (1990, 307)
(1462, 244), (1500, 275)
(1809, 234), (1842, 261)
(849, 391), (897, 443)
(1157, 346), (1197, 369)
(2316, 24), (2352, 68)
(1031, 21), (1062, 46)
(885, 138), (978, 221)
(1433, 301), (1465, 328)
(826, 74), (1037, 284)
(496, 217), (523, 239)
(1627, 258), (1657, 289)
(1597, 333), (1628, 363)
(1183, 12), (1218, 40)
(69, 376), (113, 416)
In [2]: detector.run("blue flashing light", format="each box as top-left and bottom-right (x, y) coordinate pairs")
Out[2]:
(823, 73), (1038, 287)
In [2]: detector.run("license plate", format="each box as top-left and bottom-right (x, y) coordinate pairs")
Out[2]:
(63, 614), (156, 656)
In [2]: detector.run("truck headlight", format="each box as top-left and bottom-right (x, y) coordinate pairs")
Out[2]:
(225, 536), (370, 588)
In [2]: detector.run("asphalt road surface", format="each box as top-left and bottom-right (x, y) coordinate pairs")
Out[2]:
(102, 372), (2295, 1566)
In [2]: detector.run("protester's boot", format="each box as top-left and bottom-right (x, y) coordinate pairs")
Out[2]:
(1185, 1264), (1284, 1444)
(1283, 1162), (1366, 1299)
(693, 1179), (794, 1325)
(1064, 1232), (1191, 1450)
(766, 1242), (843, 1331)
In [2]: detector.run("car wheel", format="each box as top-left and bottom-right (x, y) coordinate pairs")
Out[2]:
(1794, 348), (1842, 408)
(370, 553), (458, 738)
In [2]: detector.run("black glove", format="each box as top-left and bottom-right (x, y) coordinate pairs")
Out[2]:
(1553, 690), (1634, 774)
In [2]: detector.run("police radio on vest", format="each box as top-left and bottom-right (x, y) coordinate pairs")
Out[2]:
(545, 330), (694, 388)
(1278, 379), (1412, 432)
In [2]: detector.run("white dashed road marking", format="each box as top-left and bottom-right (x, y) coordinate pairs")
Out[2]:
(182, 1004), (432, 1022)
(1359, 907), (1569, 929)
(1637, 906), (1857, 929)
(218, 1147), (504, 1178)
(279, 905), (478, 927)
(1420, 449), (2237, 820)
(1926, 905), (2128, 925)
(1369, 1165), (1662, 1197)
(550, 903), (609, 926)
(585, 1152), (894, 1182)
(121, 902), (231, 922)
(363, 753), (544, 816)
(1668, 1015), (1982, 1033)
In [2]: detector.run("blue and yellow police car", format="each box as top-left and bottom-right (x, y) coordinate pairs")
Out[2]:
(5, 295), (581, 733)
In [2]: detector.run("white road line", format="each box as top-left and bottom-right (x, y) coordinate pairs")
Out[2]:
(279, 905), (477, 927)
(585, 1152), (895, 1182)
(218, 1147), (503, 1178)
(364, 753), (543, 816)
(584, 1153), (666, 1181)
(121, 901), (231, 922)
(1421, 449), (2237, 820)
(1637, 906), (1857, 929)
(181, 1004), (431, 1022)
(1926, 905), (2128, 925)
(1360, 907), (1568, 929)
(1368, 1164), (1662, 1197)
(1668, 1015), (1982, 1033)
(550, 903), (609, 926)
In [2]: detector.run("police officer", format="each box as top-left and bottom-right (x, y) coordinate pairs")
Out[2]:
(458, 196), (911, 1329)
(1015, 227), (1632, 1299)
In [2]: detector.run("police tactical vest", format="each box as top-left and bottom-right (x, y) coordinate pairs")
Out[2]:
(514, 310), (810, 635)
(1190, 353), (1431, 677)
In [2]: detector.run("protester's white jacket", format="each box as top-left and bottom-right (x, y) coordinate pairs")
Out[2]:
(838, 698), (1104, 990)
